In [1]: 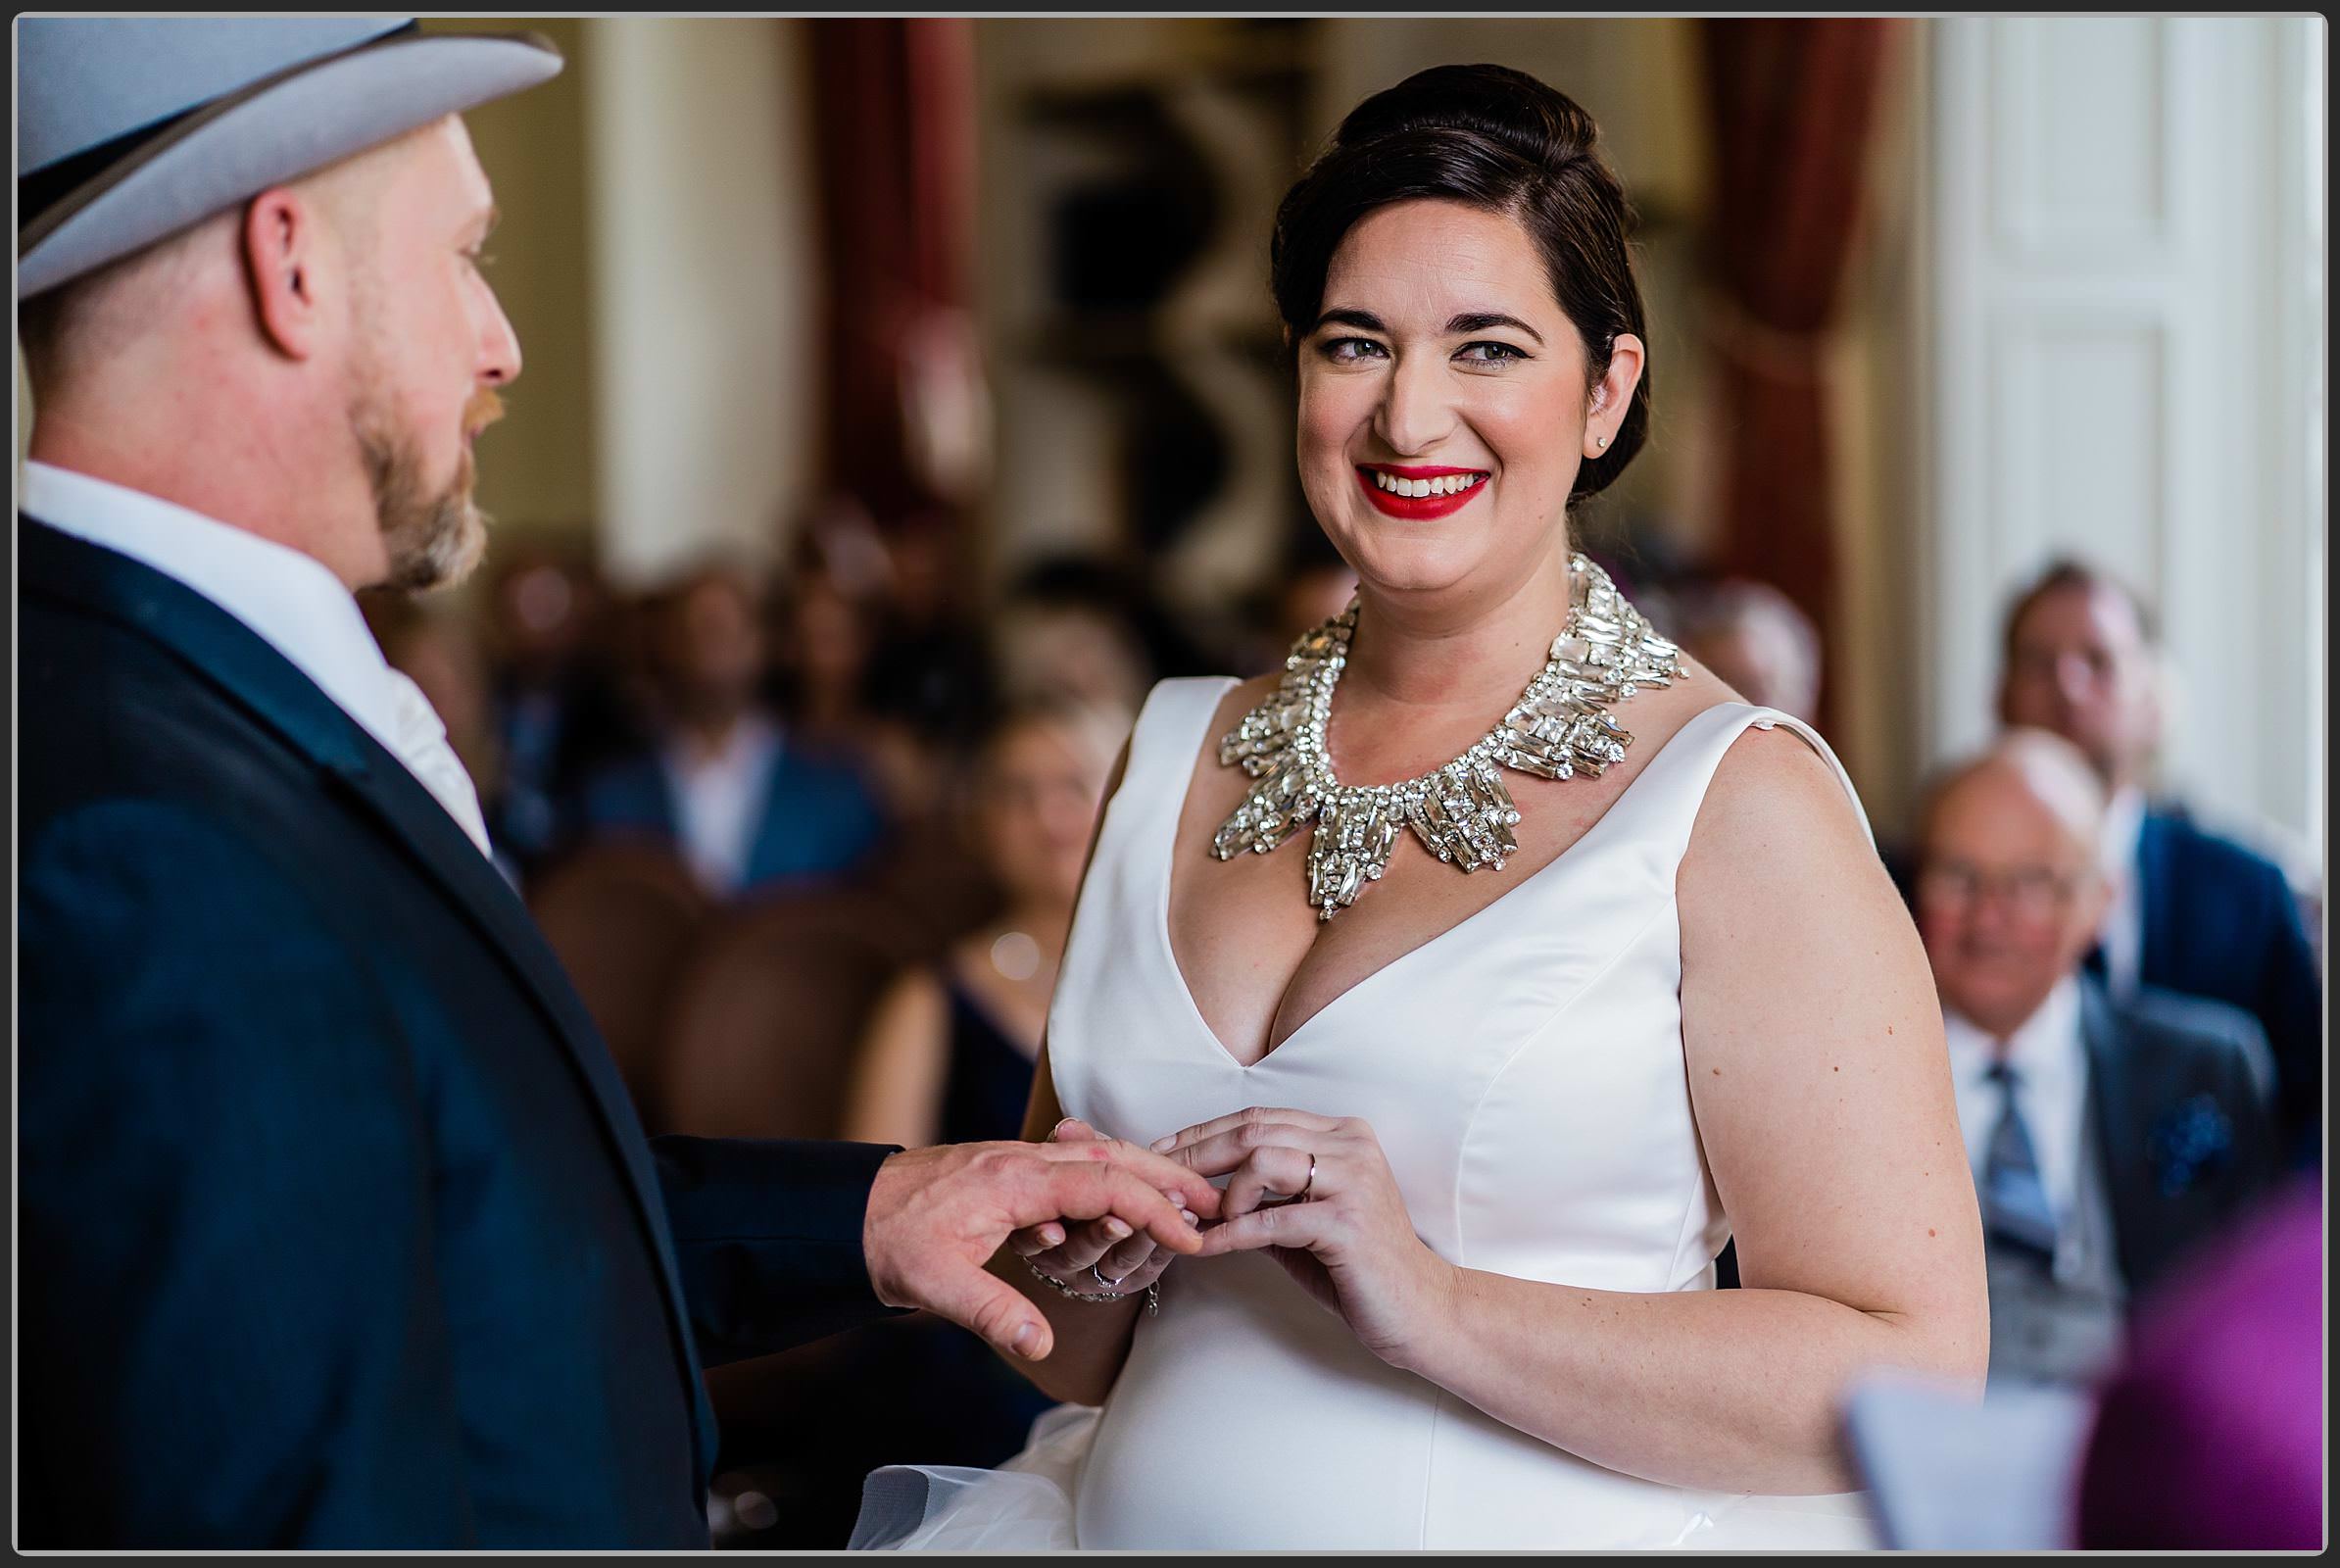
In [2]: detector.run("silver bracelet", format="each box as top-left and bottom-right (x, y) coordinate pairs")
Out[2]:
(1022, 1253), (1159, 1316)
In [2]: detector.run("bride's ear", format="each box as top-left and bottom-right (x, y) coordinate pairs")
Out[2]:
(1584, 334), (1644, 458)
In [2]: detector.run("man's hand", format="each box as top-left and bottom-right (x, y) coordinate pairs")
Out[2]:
(1005, 1117), (1187, 1300)
(863, 1136), (1224, 1362)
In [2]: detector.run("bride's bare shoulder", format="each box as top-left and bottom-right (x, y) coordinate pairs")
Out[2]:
(1678, 700), (1885, 912)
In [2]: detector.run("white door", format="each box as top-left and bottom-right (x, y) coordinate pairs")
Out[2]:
(1924, 16), (2324, 861)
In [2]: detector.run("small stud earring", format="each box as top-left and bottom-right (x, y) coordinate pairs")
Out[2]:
(1595, 434), (1609, 450)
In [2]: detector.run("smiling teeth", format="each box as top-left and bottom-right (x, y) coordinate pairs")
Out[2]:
(1373, 471), (1484, 497)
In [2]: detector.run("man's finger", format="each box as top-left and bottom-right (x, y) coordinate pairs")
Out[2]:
(926, 1258), (1056, 1361)
(1041, 1138), (1226, 1220)
(1034, 1163), (1209, 1255)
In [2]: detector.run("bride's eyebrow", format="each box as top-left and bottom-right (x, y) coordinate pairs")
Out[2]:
(1445, 312), (1542, 344)
(1307, 307), (1545, 345)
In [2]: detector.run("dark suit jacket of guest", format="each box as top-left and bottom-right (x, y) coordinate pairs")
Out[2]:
(1879, 806), (2319, 1156)
(18, 519), (902, 1548)
(2080, 974), (2279, 1297)
(1718, 973), (2275, 1298)
(579, 729), (884, 894)
(2131, 808), (2321, 1152)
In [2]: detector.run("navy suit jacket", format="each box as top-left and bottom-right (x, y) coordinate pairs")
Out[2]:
(2131, 808), (2322, 1154)
(18, 520), (903, 1547)
(579, 734), (883, 894)
(2079, 975), (2279, 1295)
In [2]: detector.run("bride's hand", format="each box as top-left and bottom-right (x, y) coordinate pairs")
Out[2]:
(1005, 1117), (1188, 1298)
(1154, 1106), (1458, 1368)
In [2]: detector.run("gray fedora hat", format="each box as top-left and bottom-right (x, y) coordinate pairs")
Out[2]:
(17, 17), (562, 299)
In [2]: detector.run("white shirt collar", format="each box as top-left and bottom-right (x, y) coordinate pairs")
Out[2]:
(660, 713), (782, 896)
(1943, 975), (2090, 1233)
(2100, 786), (2147, 878)
(2096, 785), (2148, 998)
(24, 461), (491, 857)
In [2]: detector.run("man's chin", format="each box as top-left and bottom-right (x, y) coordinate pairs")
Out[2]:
(439, 505), (489, 586)
(383, 500), (488, 594)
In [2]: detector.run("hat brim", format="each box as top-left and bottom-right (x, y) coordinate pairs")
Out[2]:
(1841, 1370), (2098, 1550)
(19, 28), (561, 299)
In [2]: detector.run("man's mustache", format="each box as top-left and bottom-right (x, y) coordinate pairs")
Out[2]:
(465, 387), (506, 440)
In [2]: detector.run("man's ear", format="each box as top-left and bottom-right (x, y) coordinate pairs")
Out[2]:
(242, 188), (328, 362)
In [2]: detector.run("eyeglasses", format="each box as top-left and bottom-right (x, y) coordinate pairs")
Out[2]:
(1916, 861), (2083, 921)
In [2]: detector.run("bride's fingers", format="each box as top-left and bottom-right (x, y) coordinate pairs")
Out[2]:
(1107, 1248), (1175, 1294)
(1094, 1230), (1160, 1283)
(1029, 1213), (1140, 1276)
(1194, 1197), (1331, 1258)
(1223, 1145), (1319, 1221)
(1154, 1123), (1320, 1182)
(1150, 1106), (1341, 1156)
(1005, 1222), (1067, 1257)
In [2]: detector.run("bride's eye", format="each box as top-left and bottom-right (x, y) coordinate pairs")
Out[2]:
(1319, 337), (1389, 365)
(1455, 340), (1530, 367)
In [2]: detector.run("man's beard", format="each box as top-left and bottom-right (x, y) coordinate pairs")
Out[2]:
(353, 382), (503, 593)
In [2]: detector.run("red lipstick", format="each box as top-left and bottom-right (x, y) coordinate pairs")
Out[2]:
(1355, 464), (1488, 520)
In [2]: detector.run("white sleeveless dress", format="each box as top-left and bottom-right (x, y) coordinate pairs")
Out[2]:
(853, 677), (1881, 1550)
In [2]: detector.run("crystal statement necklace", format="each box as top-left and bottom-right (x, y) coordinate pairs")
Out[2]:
(1213, 554), (1682, 920)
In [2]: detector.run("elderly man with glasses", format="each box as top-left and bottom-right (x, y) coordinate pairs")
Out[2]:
(1912, 730), (2279, 1391)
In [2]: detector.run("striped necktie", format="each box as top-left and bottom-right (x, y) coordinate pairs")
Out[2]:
(1981, 1060), (2060, 1265)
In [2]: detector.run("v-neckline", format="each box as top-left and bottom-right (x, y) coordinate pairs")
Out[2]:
(1156, 690), (1757, 1072)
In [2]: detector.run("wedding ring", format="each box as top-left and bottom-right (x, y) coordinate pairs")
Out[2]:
(1297, 1152), (1317, 1203)
(1091, 1262), (1128, 1292)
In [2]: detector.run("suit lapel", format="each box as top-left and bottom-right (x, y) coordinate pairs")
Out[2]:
(22, 519), (719, 1476)
(2134, 811), (2176, 983)
(2076, 975), (2150, 1286)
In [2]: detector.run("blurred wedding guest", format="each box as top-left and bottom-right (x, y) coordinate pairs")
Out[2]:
(1996, 559), (2321, 1159)
(1914, 731), (2278, 1390)
(842, 698), (1127, 1148)
(861, 508), (998, 756)
(770, 565), (879, 742)
(2073, 1176), (2319, 1549)
(483, 544), (643, 878)
(751, 701), (1126, 1539)
(580, 562), (882, 899)
(1669, 575), (1823, 724)
(991, 556), (1157, 717)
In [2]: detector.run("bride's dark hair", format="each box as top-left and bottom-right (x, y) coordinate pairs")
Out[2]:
(1270, 64), (1651, 503)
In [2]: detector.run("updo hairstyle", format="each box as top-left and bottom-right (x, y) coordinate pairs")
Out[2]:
(1270, 64), (1652, 503)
